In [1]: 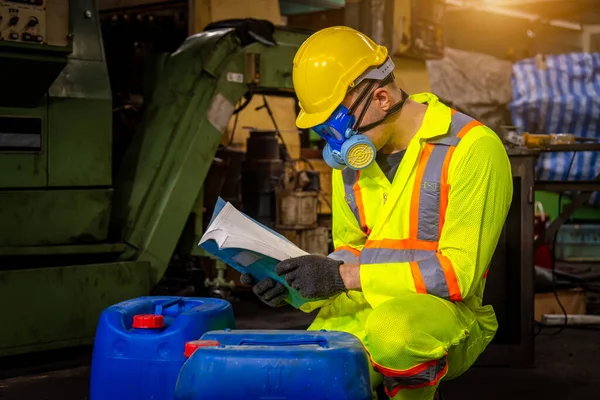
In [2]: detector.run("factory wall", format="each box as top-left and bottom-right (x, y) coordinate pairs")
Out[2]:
(445, 9), (582, 61)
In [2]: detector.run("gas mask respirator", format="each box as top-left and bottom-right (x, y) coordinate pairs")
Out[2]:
(311, 57), (408, 170)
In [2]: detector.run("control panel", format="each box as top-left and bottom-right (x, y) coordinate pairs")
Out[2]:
(0, 1), (47, 44)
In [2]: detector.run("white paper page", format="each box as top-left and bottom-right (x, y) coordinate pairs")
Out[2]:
(200, 202), (308, 261)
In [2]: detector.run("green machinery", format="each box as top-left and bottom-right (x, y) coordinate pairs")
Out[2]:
(0, 0), (309, 356)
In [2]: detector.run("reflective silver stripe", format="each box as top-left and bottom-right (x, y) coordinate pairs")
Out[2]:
(417, 144), (448, 241)
(418, 111), (476, 242)
(429, 111), (474, 145)
(449, 112), (475, 137)
(430, 136), (460, 146)
(381, 357), (447, 392)
(359, 248), (434, 264)
(416, 256), (450, 300)
(329, 249), (359, 264)
(342, 169), (367, 233)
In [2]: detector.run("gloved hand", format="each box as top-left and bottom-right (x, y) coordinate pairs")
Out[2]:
(240, 274), (289, 307)
(276, 254), (346, 299)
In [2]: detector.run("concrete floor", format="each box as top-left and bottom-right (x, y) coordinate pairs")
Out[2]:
(0, 297), (598, 400)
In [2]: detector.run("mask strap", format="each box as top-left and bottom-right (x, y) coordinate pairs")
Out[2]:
(351, 74), (396, 132)
(348, 80), (377, 115)
(356, 89), (409, 135)
(349, 75), (393, 131)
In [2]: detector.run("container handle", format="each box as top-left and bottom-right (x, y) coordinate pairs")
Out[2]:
(238, 338), (329, 348)
(154, 297), (184, 315)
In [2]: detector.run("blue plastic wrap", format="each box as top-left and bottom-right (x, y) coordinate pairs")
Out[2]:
(199, 197), (314, 308)
(509, 52), (600, 206)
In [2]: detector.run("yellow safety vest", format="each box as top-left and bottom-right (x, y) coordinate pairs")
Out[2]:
(302, 93), (513, 344)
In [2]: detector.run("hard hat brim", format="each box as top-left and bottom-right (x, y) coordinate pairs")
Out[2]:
(296, 107), (337, 130)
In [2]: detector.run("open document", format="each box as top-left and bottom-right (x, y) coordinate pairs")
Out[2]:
(199, 197), (312, 308)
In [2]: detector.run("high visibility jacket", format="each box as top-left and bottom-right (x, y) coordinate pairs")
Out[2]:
(302, 93), (513, 345)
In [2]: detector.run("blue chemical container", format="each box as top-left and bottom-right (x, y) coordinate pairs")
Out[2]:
(174, 330), (372, 400)
(90, 296), (235, 400)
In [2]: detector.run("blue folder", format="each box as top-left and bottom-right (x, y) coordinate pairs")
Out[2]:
(199, 197), (313, 308)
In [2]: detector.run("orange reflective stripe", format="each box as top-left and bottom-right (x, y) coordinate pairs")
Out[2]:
(450, 109), (457, 116)
(409, 261), (427, 294)
(335, 245), (360, 257)
(437, 254), (462, 302)
(438, 146), (455, 238)
(457, 120), (482, 139)
(410, 144), (434, 239)
(370, 354), (449, 397)
(353, 171), (371, 235)
(364, 239), (438, 251)
(330, 245), (361, 264)
(441, 146), (454, 184)
(372, 356), (439, 377)
(438, 182), (450, 239)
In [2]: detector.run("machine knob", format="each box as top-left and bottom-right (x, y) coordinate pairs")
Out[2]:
(27, 17), (39, 27)
(9, 16), (19, 26)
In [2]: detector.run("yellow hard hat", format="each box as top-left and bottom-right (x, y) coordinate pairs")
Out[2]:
(293, 26), (389, 129)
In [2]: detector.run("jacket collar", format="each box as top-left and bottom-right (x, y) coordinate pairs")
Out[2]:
(409, 92), (452, 141)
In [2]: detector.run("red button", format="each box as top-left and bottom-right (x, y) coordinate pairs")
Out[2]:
(132, 314), (164, 329)
(184, 340), (220, 358)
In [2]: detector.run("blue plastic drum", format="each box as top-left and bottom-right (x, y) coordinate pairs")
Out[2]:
(175, 329), (372, 400)
(90, 296), (235, 400)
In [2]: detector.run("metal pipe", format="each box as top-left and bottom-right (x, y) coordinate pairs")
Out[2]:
(542, 314), (600, 326)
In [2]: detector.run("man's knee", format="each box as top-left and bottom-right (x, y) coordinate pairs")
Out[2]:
(365, 294), (453, 398)
(365, 293), (457, 360)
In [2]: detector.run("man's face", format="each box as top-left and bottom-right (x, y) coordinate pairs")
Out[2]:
(340, 86), (392, 152)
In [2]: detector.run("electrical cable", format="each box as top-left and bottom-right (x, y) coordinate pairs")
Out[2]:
(228, 109), (239, 147)
(257, 95), (292, 161)
(233, 88), (255, 114)
(227, 88), (255, 147)
(552, 152), (578, 334)
(549, 221), (569, 335)
(540, 151), (578, 336)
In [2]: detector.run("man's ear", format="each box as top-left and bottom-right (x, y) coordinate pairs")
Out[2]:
(372, 88), (391, 112)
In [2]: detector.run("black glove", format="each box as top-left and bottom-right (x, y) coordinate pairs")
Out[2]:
(240, 274), (289, 307)
(276, 254), (346, 299)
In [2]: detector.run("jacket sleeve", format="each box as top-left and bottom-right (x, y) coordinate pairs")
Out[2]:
(329, 169), (367, 262)
(299, 169), (367, 313)
(360, 128), (513, 309)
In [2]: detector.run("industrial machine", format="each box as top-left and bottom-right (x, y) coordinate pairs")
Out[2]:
(395, 0), (445, 59)
(0, 0), (310, 356)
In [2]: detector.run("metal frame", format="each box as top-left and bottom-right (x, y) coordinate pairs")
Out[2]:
(536, 180), (600, 192)
(477, 153), (536, 367)
(478, 144), (600, 367)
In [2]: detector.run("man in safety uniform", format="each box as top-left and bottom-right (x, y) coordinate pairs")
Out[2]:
(241, 26), (513, 399)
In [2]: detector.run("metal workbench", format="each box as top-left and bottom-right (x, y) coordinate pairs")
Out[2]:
(477, 143), (600, 367)
(533, 144), (600, 250)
